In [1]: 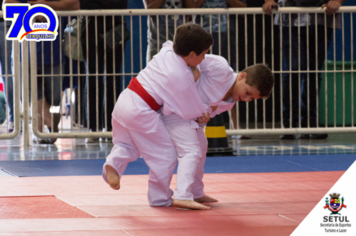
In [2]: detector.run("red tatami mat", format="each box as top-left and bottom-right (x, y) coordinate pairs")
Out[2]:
(0, 196), (94, 219)
(0, 171), (344, 235)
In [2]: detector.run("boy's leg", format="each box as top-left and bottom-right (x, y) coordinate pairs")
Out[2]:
(129, 118), (178, 207)
(104, 90), (176, 207)
(103, 118), (140, 190)
(191, 127), (206, 199)
(192, 128), (217, 203)
(163, 115), (210, 210)
(163, 115), (202, 200)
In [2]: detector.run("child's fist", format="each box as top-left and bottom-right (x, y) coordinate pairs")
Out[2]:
(197, 113), (210, 124)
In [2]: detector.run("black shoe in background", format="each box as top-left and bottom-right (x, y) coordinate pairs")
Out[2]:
(310, 134), (328, 139)
(280, 134), (296, 140)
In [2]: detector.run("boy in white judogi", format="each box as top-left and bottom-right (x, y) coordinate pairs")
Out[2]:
(102, 23), (214, 210)
(163, 54), (275, 205)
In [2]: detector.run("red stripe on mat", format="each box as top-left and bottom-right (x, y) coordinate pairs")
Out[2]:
(0, 196), (94, 219)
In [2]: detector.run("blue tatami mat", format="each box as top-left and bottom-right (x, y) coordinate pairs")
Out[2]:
(0, 154), (355, 177)
(0, 159), (149, 177)
(204, 154), (356, 173)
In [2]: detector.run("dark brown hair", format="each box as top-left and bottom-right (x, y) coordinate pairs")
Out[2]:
(242, 64), (275, 98)
(173, 23), (214, 57)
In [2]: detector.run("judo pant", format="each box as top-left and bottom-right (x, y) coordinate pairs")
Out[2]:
(163, 114), (208, 200)
(103, 118), (177, 207)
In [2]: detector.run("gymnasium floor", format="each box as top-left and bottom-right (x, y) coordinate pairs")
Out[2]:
(0, 132), (355, 235)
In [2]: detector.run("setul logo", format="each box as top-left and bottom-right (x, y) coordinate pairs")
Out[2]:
(322, 193), (350, 233)
(324, 192), (347, 215)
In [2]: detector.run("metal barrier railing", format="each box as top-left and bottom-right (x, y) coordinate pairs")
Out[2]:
(0, 7), (356, 145)
(0, 34), (21, 140)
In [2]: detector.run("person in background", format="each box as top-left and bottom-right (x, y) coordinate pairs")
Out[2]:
(143, 0), (191, 62)
(263, 0), (344, 140)
(0, 89), (6, 125)
(187, 0), (246, 63)
(5, 0), (80, 143)
(0, 0), (14, 132)
(186, 0), (249, 139)
(80, 0), (128, 143)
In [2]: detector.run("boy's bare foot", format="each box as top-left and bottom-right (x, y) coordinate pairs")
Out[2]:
(194, 195), (218, 203)
(171, 199), (211, 210)
(106, 165), (121, 190)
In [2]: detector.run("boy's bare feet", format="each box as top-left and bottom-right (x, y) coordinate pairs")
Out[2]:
(171, 199), (211, 210)
(106, 165), (121, 190)
(194, 195), (218, 203)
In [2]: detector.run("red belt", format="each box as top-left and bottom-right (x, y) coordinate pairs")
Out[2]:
(127, 77), (162, 112)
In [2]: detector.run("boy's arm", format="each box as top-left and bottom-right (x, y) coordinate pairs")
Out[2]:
(190, 66), (210, 122)
(198, 54), (237, 105)
(153, 42), (207, 120)
(159, 55), (207, 120)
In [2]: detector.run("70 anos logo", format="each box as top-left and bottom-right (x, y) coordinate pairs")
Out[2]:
(4, 4), (58, 42)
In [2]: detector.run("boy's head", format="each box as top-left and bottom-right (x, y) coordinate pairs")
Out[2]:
(173, 23), (214, 67)
(232, 64), (274, 102)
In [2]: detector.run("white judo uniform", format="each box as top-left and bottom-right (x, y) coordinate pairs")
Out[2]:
(162, 54), (238, 201)
(103, 41), (207, 207)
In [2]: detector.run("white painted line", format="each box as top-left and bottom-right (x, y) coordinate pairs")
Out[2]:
(278, 214), (301, 223)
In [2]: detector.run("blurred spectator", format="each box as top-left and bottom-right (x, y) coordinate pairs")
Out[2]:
(80, 0), (128, 143)
(188, 0), (246, 60)
(187, 0), (247, 137)
(263, 0), (344, 140)
(5, 0), (80, 143)
(0, 89), (6, 124)
(143, 0), (189, 62)
(0, 0), (14, 132)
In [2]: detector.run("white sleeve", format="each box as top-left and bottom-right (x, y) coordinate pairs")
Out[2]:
(159, 51), (207, 120)
(199, 55), (237, 105)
